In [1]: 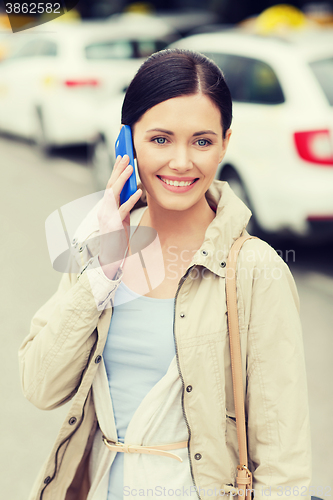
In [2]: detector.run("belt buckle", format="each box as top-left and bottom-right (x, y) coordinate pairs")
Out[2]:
(237, 464), (250, 473)
(103, 436), (120, 447)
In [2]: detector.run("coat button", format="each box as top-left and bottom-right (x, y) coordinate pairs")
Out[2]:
(68, 417), (77, 425)
(200, 249), (208, 256)
(95, 355), (102, 364)
(220, 261), (226, 268)
(72, 238), (78, 249)
(194, 453), (202, 460)
(180, 312), (185, 318)
(79, 246), (84, 253)
(186, 385), (192, 393)
(44, 476), (51, 484)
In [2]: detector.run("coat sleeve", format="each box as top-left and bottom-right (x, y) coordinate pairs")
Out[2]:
(243, 242), (312, 500)
(18, 265), (118, 411)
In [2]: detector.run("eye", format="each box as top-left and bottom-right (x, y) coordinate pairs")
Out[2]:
(196, 139), (211, 147)
(153, 137), (167, 145)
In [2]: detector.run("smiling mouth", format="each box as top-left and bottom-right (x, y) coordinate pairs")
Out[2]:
(157, 176), (199, 187)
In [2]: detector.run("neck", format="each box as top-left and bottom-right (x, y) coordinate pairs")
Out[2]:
(142, 195), (216, 247)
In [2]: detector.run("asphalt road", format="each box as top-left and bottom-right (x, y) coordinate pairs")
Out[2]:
(1, 135), (332, 499)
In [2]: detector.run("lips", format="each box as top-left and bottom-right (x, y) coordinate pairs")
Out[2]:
(157, 175), (199, 193)
(157, 175), (199, 187)
(158, 175), (198, 182)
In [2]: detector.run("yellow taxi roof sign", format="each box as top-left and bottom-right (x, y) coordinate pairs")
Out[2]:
(256, 4), (307, 35)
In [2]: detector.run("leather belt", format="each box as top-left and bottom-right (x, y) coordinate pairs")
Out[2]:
(102, 436), (188, 462)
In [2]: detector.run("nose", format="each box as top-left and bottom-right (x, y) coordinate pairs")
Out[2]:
(168, 145), (193, 172)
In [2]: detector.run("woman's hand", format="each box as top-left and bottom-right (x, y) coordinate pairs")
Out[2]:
(97, 155), (142, 279)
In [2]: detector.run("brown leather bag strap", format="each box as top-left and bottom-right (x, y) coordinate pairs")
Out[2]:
(225, 233), (258, 500)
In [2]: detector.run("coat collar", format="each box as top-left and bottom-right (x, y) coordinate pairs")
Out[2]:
(190, 180), (252, 278)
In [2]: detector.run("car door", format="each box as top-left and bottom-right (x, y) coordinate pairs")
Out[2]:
(0, 38), (59, 138)
(0, 39), (45, 136)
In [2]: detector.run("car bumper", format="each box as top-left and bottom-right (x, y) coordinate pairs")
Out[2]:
(244, 163), (333, 237)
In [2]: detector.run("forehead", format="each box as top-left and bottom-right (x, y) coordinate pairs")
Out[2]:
(135, 94), (222, 131)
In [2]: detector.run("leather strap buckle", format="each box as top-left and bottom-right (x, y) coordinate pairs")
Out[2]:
(236, 464), (253, 500)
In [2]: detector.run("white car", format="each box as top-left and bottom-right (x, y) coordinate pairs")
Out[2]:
(91, 30), (333, 240)
(0, 18), (177, 152)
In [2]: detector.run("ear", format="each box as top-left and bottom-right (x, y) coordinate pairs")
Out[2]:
(219, 129), (232, 163)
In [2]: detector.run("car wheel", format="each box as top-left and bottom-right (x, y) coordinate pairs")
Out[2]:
(220, 167), (262, 236)
(34, 108), (52, 156)
(92, 135), (114, 191)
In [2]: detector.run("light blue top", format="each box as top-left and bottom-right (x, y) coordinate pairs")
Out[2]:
(104, 281), (175, 500)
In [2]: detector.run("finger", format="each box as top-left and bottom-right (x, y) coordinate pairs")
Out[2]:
(118, 188), (143, 220)
(104, 162), (132, 205)
(105, 155), (121, 188)
(102, 165), (135, 219)
(111, 164), (135, 199)
(98, 186), (142, 238)
(113, 155), (130, 176)
(106, 155), (130, 189)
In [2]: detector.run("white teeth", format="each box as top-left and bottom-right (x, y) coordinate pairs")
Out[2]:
(160, 177), (195, 187)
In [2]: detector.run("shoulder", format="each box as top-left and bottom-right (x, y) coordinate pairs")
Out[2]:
(238, 237), (289, 275)
(236, 236), (300, 311)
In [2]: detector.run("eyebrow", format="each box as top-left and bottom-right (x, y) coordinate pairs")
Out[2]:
(146, 128), (218, 137)
(193, 130), (218, 137)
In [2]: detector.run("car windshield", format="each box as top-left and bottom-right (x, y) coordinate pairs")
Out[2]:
(85, 39), (168, 60)
(203, 52), (285, 105)
(309, 57), (333, 106)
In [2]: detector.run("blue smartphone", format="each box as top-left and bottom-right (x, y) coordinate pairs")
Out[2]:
(115, 125), (137, 205)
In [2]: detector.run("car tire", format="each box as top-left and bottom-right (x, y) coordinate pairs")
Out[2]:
(220, 167), (262, 237)
(91, 135), (114, 191)
(34, 108), (52, 156)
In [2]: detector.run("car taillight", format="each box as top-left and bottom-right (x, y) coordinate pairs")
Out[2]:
(307, 215), (333, 221)
(294, 129), (333, 166)
(64, 79), (99, 87)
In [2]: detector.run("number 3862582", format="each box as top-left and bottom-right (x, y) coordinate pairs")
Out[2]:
(5, 3), (61, 14)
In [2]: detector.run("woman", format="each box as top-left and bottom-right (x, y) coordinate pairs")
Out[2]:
(19, 49), (311, 500)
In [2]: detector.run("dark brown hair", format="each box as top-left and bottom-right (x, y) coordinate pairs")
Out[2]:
(121, 48), (232, 139)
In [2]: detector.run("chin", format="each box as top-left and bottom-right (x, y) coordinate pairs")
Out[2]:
(158, 196), (199, 213)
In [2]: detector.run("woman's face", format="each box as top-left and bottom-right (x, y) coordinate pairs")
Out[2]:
(132, 93), (231, 213)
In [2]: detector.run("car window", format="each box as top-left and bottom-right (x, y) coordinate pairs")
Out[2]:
(8, 39), (57, 58)
(85, 41), (134, 60)
(136, 40), (169, 58)
(85, 39), (169, 60)
(309, 57), (333, 106)
(11, 40), (42, 58)
(39, 40), (57, 57)
(204, 52), (285, 104)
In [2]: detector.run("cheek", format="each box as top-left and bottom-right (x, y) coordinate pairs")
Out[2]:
(136, 146), (166, 174)
(202, 150), (222, 173)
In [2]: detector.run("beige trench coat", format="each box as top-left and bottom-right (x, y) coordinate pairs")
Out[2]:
(19, 180), (311, 500)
